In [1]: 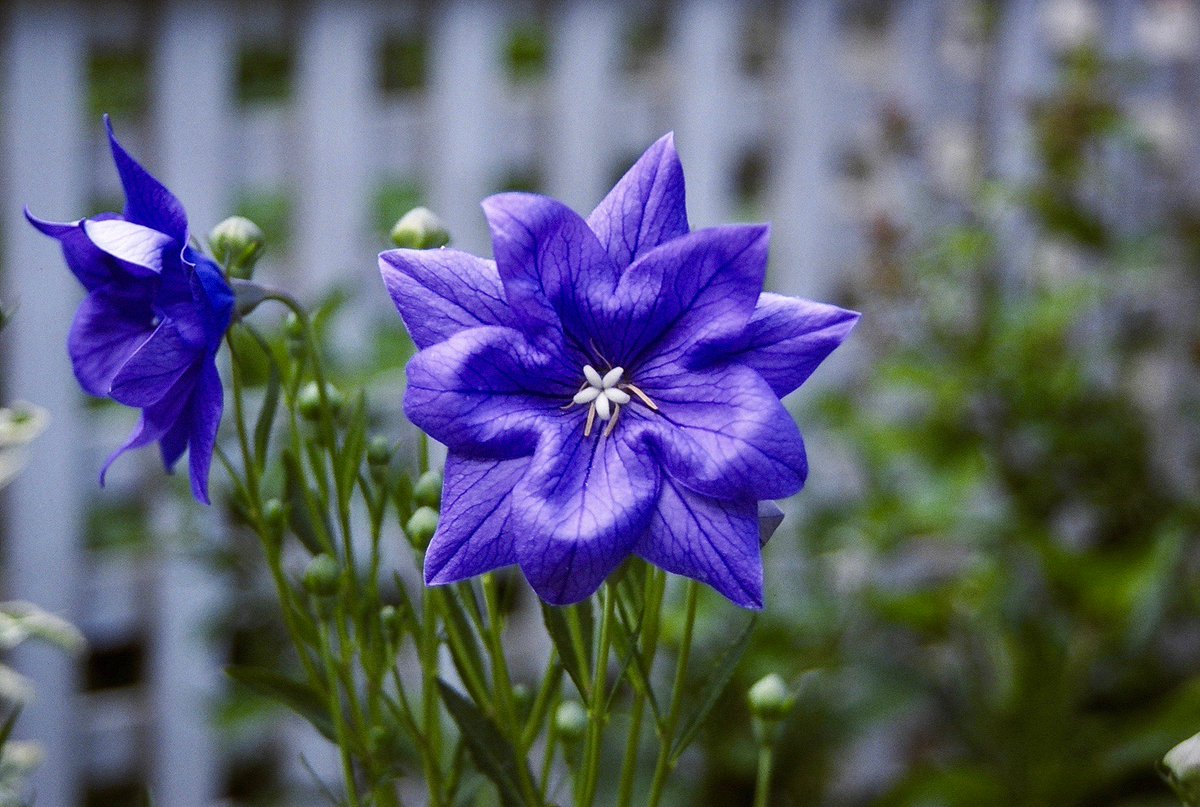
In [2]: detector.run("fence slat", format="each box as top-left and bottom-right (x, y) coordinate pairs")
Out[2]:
(0, 3), (87, 805)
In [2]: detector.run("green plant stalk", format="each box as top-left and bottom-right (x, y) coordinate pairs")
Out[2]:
(753, 743), (774, 807)
(578, 584), (617, 806)
(646, 581), (700, 807)
(616, 692), (646, 807)
(419, 585), (446, 806)
(482, 575), (542, 805)
(316, 617), (363, 807)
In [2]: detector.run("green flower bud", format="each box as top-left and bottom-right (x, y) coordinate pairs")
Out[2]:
(379, 604), (403, 645)
(747, 673), (794, 723)
(262, 498), (286, 529)
(298, 382), (344, 422)
(554, 700), (587, 743)
(367, 436), (393, 467)
(390, 207), (450, 250)
(405, 506), (439, 551)
(1164, 731), (1200, 806)
(284, 312), (305, 340)
(302, 554), (342, 598)
(413, 470), (443, 510)
(209, 216), (265, 279)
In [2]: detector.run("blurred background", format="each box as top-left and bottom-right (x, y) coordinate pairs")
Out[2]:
(3, 0), (1200, 804)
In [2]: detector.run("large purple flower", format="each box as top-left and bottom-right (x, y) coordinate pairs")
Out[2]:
(381, 134), (857, 608)
(26, 116), (233, 504)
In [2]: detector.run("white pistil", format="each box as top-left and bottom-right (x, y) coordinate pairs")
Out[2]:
(570, 363), (657, 437)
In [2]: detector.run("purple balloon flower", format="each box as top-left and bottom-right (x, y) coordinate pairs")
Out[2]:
(26, 116), (234, 504)
(380, 134), (857, 608)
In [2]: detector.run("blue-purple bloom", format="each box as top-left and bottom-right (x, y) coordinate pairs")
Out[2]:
(381, 134), (857, 608)
(26, 117), (233, 504)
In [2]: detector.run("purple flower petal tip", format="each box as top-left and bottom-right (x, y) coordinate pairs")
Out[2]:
(389, 135), (856, 608)
(28, 117), (232, 505)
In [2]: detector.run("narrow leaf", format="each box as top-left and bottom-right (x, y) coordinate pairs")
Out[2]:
(337, 390), (369, 510)
(439, 588), (493, 708)
(437, 679), (532, 807)
(253, 359), (281, 467)
(541, 602), (592, 700)
(226, 665), (337, 744)
(283, 448), (324, 554)
(670, 616), (757, 761)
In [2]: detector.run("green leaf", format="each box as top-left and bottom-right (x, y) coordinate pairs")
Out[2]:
(607, 598), (660, 720)
(670, 615), (757, 761)
(226, 665), (337, 744)
(540, 601), (594, 700)
(282, 448), (324, 554)
(337, 390), (369, 510)
(253, 359), (281, 467)
(439, 588), (492, 708)
(437, 679), (532, 807)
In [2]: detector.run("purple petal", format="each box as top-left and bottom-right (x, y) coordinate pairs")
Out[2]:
(699, 294), (860, 397)
(109, 319), (202, 407)
(188, 252), (235, 348)
(83, 218), (174, 276)
(25, 209), (123, 291)
(424, 453), (525, 585)
(636, 477), (763, 609)
(99, 365), (198, 486)
(586, 132), (690, 269)
(404, 326), (575, 458)
(68, 289), (155, 396)
(510, 417), (661, 605)
(637, 362), (807, 500)
(160, 412), (190, 471)
(105, 115), (188, 243)
(186, 359), (223, 505)
(482, 193), (619, 345)
(605, 225), (768, 370)
(379, 249), (515, 349)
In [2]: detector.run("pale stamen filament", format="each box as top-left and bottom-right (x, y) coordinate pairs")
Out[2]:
(571, 364), (658, 437)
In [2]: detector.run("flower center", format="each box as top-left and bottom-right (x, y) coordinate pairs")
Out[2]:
(566, 364), (658, 438)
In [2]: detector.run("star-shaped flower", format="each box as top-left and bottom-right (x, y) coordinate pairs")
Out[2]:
(380, 134), (857, 607)
(27, 116), (233, 504)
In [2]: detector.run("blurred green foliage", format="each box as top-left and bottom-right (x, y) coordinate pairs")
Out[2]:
(689, 42), (1200, 807)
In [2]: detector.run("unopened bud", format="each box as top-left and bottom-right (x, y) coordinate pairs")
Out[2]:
(414, 470), (443, 510)
(367, 436), (393, 467)
(389, 207), (450, 250)
(209, 216), (265, 279)
(298, 382), (344, 422)
(405, 506), (439, 551)
(554, 701), (587, 743)
(1164, 731), (1200, 805)
(302, 554), (342, 598)
(262, 498), (286, 529)
(748, 673), (794, 723)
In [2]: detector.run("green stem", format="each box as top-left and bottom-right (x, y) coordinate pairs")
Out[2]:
(316, 617), (362, 807)
(616, 692), (645, 807)
(482, 575), (542, 805)
(419, 589), (445, 806)
(645, 581), (700, 807)
(753, 743), (774, 807)
(577, 585), (616, 806)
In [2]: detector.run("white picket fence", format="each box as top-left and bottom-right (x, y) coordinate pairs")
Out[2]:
(0, 0), (1191, 803)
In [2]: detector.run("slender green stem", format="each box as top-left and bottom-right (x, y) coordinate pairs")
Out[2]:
(753, 743), (774, 807)
(482, 575), (542, 805)
(616, 692), (645, 807)
(578, 585), (616, 806)
(316, 618), (362, 807)
(645, 581), (700, 807)
(419, 588), (445, 806)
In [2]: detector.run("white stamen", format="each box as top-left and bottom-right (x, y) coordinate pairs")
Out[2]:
(605, 387), (630, 405)
(595, 393), (611, 420)
(573, 387), (601, 405)
(583, 364), (604, 388)
(602, 367), (624, 388)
